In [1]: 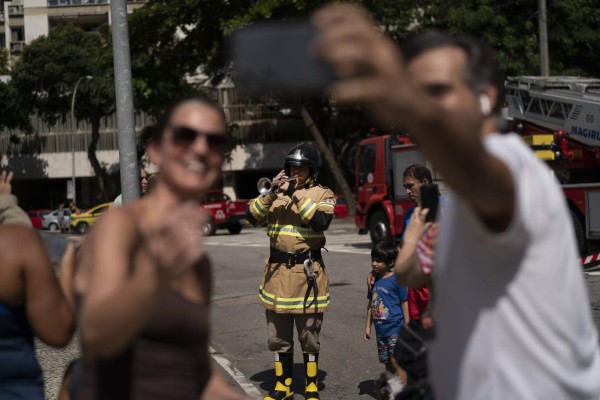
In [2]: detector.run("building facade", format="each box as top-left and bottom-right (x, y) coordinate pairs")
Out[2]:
(0, 0), (349, 211)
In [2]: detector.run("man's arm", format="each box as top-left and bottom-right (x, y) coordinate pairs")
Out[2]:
(314, 4), (514, 231)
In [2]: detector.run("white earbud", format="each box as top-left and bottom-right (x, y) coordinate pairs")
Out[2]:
(479, 94), (491, 116)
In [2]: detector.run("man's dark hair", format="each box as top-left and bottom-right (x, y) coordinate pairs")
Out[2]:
(401, 30), (503, 113)
(154, 94), (227, 143)
(403, 164), (432, 183)
(371, 241), (398, 266)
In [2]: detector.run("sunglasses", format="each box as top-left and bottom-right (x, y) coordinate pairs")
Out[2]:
(169, 125), (229, 152)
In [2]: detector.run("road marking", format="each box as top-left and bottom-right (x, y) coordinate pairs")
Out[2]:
(209, 346), (262, 399)
(586, 271), (600, 276)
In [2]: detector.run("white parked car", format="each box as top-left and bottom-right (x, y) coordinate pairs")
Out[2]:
(41, 210), (71, 232)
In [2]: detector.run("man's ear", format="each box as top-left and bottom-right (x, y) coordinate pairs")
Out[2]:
(480, 85), (498, 116)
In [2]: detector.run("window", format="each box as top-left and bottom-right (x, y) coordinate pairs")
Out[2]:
(358, 143), (376, 185)
(11, 27), (24, 43)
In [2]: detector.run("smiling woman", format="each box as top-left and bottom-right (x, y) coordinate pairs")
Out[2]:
(75, 96), (245, 400)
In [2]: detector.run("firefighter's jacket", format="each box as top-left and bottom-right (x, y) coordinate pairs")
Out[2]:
(248, 182), (336, 314)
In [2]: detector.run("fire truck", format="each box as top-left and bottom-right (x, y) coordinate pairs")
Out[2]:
(354, 134), (435, 244)
(505, 76), (600, 253)
(354, 76), (600, 253)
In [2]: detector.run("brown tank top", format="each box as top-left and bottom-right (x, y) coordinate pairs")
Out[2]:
(77, 260), (211, 400)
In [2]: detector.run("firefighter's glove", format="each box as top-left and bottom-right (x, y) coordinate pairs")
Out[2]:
(284, 181), (297, 197)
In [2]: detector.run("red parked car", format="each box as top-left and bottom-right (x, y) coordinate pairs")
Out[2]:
(334, 196), (349, 219)
(27, 209), (51, 229)
(199, 191), (247, 235)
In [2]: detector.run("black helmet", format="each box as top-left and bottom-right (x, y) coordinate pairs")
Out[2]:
(284, 143), (319, 181)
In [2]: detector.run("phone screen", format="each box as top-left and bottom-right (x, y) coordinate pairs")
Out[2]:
(420, 184), (440, 223)
(230, 21), (334, 93)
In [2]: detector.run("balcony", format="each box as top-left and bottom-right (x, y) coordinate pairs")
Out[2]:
(10, 41), (24, 53)
(8, 5), (24, 15)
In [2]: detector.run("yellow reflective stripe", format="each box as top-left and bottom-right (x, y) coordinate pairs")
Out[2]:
(275, 297), (331, 309)
(267, 224), (324, 239)
(300, 203), (318, 220)
(277, 294), (330, 302)
(252, 199), (267, 217)
(259, 286), (274, 305)
(317, 202), (335, 208)
(298, 199), (314, 214)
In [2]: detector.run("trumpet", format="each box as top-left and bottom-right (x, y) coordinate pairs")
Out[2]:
(257, 176), (298, 195)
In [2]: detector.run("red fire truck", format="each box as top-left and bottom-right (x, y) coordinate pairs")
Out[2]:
(355, 76), (600, 254)
(354, 134), (436, 244)
(505, 76), (600, 253)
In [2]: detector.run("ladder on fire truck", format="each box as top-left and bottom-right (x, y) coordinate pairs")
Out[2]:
(505, 76), (600, 150)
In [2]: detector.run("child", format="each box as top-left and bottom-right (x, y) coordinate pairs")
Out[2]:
(365, 241), (409, 397)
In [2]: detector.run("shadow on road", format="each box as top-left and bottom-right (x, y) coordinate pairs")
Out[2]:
(250, 364), (328, 396)
(347, 242), (372, 249)
(358, 378), (381, 399)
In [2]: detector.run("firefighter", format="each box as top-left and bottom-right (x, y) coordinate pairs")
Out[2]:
(246, 143), (336, 400)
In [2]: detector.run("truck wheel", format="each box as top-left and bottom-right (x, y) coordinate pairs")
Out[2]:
(369, 211), (391, 244)
(76, 222), (89, 235)
(570, 209), (586, 255)
(202, 219), (217, 236)
(227, 222), (243, 234)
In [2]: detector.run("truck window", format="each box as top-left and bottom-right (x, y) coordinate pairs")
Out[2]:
(358, 144), (376, 185)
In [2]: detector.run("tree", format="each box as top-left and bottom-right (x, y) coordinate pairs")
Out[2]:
(127, 0), (600, 213)
(11, 23), (117, 201)
(128, 0), (421, 214)
(421, 0), (600, 77)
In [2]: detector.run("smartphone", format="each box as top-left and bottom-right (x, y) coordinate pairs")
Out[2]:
(230, 21), (334, 93)
(420, 184), (440, 223)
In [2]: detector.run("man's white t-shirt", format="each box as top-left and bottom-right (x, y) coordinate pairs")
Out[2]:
(430, 133), (600, 400)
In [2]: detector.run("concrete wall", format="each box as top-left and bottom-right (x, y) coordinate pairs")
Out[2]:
(1, 149), (119, 179)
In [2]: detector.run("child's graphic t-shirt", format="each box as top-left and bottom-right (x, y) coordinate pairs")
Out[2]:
(368, 274), (408, 337)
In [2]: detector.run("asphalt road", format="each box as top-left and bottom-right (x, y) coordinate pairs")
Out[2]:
(36, 221), (600, 400)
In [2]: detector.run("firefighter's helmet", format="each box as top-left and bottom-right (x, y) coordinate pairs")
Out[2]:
(284, 143), (319, 181)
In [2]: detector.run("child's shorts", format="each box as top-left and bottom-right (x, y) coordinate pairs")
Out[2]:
(376, 334), (399, 364)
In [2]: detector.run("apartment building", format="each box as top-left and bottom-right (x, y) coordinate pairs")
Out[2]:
(0, 0), (342, 211)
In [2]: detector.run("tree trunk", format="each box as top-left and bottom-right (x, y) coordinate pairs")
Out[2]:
(87, 111), (112, 202)
(301, 106), (356, 219)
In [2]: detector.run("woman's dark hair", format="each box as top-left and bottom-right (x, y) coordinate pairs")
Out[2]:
(403, 164), (432, 183)
(153, 95), (227, 143)
(371, 241), (398, 266)
(401, 30), (503, 113)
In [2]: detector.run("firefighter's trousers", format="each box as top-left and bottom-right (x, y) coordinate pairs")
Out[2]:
(266, 310), (323, 353)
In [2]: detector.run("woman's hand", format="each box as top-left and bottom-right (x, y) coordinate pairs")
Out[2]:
(273, 169), (290, 193)
(0, 170), (14, 195)
(145, 202), (209, 283)
(364, 326), (371, 341)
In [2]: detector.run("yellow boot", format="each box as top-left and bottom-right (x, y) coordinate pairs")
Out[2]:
(304, 352), (320, 400)
(264, 352), (294, 400)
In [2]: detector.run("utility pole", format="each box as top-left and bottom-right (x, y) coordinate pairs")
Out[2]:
(110, 0), (139, 203)
(538, 0), (550, 76)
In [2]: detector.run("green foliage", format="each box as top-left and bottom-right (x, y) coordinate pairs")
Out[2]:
(0, 48), (9, 75)
(0, 82), (30, 132)
(422, 0), (600, 77)
(11, 23), (115, 125)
